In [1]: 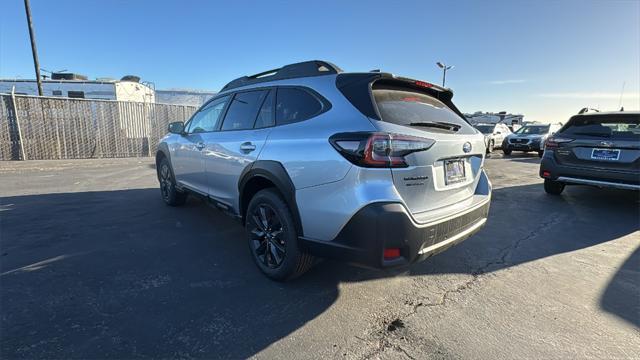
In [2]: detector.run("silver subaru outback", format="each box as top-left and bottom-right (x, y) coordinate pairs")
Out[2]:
(156, 60), (492, 281)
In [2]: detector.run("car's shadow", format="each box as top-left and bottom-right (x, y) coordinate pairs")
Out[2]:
(1, 183), (638, 358)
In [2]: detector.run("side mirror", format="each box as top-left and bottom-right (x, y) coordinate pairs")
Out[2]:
(168, 121), (185, 134)
(495, 131), (501, 135)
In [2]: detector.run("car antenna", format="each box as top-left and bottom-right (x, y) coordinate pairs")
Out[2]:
(618, 81), (626, 110)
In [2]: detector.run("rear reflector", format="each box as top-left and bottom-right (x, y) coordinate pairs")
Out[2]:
(383, 248), (401, 260)
(542, 170), (551, 178)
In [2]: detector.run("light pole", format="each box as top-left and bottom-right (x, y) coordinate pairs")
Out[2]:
(24, 0), (43, 96)
(436, 62), (454, 87)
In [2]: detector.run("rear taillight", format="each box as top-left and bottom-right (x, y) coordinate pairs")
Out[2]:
(545, 136), (573, 149)
(330, 132), (435, 168)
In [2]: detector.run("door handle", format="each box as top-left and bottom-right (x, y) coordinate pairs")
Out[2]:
(240, 142), (256, 152)
(196, 142), (205, 150)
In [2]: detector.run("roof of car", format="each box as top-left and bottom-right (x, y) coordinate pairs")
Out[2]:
(219, 60), (453, 93)
(576, 111), (640, 116)
(221, 60), (342, 92)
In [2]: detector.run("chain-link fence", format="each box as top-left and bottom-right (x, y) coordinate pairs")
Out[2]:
(0, 94), (198, 160)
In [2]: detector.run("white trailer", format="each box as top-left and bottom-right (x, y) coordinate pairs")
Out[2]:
(0, 78), (155, 103)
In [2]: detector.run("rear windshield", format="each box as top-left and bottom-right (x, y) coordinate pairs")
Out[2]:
(515, 125), (549, 135)
(475, 125), (494, 134)
(560, 114), (640, 140)
(372, 89), (468, 132)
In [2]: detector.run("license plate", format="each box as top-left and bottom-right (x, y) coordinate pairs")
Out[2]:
(444, 159), (466, 185)
(591, 148), (620, 161)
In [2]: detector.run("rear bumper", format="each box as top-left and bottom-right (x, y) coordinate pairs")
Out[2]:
(504, 141), (542, 151)
(556, 176), (640, 190)
(300, 196), (491, 269)
(540, 155), (640, 190)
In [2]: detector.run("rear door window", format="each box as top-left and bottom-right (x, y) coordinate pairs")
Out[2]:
(372, 89), (468, 132)
(275, 88), (322, 125)
(221, 90), (268, 131)
(561, 114), (640, 140)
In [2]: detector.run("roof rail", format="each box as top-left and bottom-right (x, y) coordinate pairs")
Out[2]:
(221, 60), (342, 92)
(578, 107), (600, 114)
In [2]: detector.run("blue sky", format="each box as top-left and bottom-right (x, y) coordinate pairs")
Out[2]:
(1, 0), (638, 122)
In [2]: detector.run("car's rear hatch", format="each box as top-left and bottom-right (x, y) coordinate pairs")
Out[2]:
(337, 74), (485, 216)
(553, 113), (640, 174)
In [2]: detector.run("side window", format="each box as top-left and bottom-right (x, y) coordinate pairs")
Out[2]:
(254, 90), (275, 129)
(186, 96), (229, 133)
(221, 90), (268, 131)
(275, 88), (322, 126)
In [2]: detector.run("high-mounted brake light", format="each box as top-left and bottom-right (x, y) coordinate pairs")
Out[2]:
(545, 136), (573, 149)
(330, 132), (435, 168)
(414, 80), (434, 88)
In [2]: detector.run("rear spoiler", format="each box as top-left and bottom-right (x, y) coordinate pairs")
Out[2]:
(336, 73), (468, 123)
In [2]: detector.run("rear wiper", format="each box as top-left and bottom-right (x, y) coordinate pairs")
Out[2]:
(409, 121), (460, 132)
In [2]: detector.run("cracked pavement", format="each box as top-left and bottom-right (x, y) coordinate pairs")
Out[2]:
(1, 154), (639, 359)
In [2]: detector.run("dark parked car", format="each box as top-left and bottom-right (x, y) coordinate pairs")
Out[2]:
(539, 111), (640, 194)
(502, 123), (563, 157)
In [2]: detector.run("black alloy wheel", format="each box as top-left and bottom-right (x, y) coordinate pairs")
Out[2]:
(249, 204), (286, 269)
(158, 158), (187, 206)
(245, 188), (314, 281)
(159, 162), (172, 202)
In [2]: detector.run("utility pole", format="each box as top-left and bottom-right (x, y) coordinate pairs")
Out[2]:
(24, 0), (43, 96)
(436, 61), (454, 87)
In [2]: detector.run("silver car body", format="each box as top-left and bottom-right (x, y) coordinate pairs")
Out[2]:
(158, 63), (492, 267)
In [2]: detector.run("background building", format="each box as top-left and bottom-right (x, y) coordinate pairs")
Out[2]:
(0, 73), (155, 103)
(465, 111), (524, 126)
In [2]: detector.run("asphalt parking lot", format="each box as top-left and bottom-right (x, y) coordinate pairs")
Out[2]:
(1, 153), (639, 359)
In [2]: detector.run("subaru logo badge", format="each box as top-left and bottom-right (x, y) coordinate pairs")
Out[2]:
(599, 141), (613, 147)
(463, 142), (472, 153)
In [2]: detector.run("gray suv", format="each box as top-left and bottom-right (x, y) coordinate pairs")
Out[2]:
(156, 61), (492, 280)
(540, 111), (640, 194)
(502, 123), (563, 157)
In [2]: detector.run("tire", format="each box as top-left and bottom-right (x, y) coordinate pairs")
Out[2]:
(487, 140), (495, 153)
(246, 188), (314, 281)
(538, 150), (544, 158)
(544, 179), (565, 195)
(503, 148), (512, 155)
(158, 157), (187, 206)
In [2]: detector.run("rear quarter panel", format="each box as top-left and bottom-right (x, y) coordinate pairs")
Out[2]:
(257, 76), (377, 189)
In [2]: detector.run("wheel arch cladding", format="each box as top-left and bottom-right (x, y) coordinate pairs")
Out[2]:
(238, 161), (304, 236)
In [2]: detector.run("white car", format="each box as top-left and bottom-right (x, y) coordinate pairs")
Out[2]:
(474, 123), (511, 153)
